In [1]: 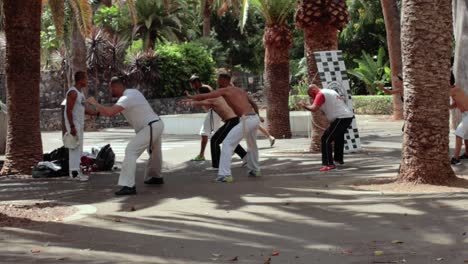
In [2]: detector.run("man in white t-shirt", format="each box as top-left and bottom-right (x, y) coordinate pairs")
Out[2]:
(87, 77), (164, 195)
(63, 71), (100, 182)
(299, 84), (354, 172)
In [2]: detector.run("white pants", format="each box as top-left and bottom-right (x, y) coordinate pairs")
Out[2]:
(66, 125), (84, 177)
(118, 121), (164, 187)
(200, 109), (222, 137)
(455, 114), (468, 139)
(219, 115), (260, 176)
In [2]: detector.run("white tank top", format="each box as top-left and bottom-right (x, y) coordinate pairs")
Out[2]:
(64, 87), (86, 128)
(320, 89), (354, 122)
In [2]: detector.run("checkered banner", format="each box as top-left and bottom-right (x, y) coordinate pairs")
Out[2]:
(314, 50), (362, 153)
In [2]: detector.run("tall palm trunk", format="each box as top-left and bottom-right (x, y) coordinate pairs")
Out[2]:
(1, 0), (43, 175)
(264, 24), (292, 139)
(304, 24), (337, 152)
(398, 0), (456, 184)
(202, 0), (212, 37)
(381, 0), (403, 120)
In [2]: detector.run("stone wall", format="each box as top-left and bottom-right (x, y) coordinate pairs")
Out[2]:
(41, 97), (202, 131)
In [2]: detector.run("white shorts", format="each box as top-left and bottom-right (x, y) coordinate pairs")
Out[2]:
(200, 109), (222, 136)
(455, 115), (468, 139)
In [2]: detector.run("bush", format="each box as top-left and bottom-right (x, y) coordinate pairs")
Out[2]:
(289, 95), (394, 115)
(155, 43), (215, 97)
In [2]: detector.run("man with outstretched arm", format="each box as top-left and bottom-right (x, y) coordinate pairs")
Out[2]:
(187, 73), (261, 182)
(87, 77), (164, 195)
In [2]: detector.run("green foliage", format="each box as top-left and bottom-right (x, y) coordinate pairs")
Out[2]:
(155, 42), (215, 97)
(352, 95), (393, 115)
(93, 4), (132, 34)
(41, 6), (62, 67)
(348, 47), (390, 95)
(191, 37), (227, 68)
(289, 95), (393, 114)
(125, 39), (144, 63)
(240, 0), (297, 30)
(135, 0), (197, 50)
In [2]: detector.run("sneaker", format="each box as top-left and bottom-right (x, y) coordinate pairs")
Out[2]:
(75, 175), (89, 182)
(451, 157), (461, 166)
(144, 177), (164, 185)
(319, 165), (337, 172)
(248, 170), (262, 177)
(191, 155), (205, 161)
(115, 186), (137, 195)
(269, 136), (276, 147)
(334, 160), (344, 165)
(213, 175), (234, 183)
(460, 153), (468, 159)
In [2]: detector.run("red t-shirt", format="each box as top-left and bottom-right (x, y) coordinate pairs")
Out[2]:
(312, 92), (326, 107)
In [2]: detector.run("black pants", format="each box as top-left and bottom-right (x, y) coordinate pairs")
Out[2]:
(321, 117), (354, 166)
(211, 117), (247, 168)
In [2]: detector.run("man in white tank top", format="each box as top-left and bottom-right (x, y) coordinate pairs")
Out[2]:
(299, 84), (354, 172)
(87, 77), (164, 195)
(64, 71), (100, 181)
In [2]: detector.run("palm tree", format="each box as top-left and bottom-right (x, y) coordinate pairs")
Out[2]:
(295, 0), (349, 152)
(398, 0), (455, 184)
(380, 0), (403, 120)
(0, 0), (43, 175)
(241, 0), (296, 139)
(135, 0), (196, 50)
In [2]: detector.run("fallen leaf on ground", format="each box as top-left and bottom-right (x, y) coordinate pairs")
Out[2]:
(436, 257), (443, 261)
(31, 249), (41, 253)
(342, 249), (353, 254)
(374, 250), (384, 256)
(463, 232), (466, 236)
(391, 240), (403, 244)
(230, 256), (238, 261)
(212, 253), (221, 257)
(130, 206), (136, 212)
(272, 251), (280, 256)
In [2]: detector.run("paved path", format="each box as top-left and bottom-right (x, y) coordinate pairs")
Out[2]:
(1, 115), (468, 264)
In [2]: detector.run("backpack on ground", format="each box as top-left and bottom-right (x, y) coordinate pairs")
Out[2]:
(39, 146), (69, 177)
(95, 144), (115, 171)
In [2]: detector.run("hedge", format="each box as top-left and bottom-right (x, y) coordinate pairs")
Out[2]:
(289, 95), (394, 115)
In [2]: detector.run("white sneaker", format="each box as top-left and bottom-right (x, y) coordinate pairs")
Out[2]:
(71, 175), (89, 182)
(269, 136), (276, 147)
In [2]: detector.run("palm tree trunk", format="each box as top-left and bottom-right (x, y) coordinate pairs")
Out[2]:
(304, 23), (337, 152)
(381, 0), (403, 120)
(202, 0), (212, 37)
(398, 0), (456, 184)
(71, 20), (87, 74)
(1, 0), (43, 175)
(264, 25), (292, 139)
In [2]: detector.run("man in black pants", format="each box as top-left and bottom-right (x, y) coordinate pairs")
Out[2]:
(186, 90), (247, 169)
(299, 85), (354, 172)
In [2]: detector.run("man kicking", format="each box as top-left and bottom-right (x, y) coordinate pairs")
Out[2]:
(188, 75), (222, 161)
(188, 73), (261, 182)
(87, 77), (164, 195)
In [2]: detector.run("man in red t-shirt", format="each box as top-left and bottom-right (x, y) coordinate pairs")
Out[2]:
(299, 85), (354, 171)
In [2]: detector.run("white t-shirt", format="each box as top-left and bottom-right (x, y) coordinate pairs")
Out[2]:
(116, 89), (159, 132)
(319, 89), (354, 122)
(63, 86), (86, 128)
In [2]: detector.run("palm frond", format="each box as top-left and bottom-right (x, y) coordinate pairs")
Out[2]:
(69, 0), (92, 37)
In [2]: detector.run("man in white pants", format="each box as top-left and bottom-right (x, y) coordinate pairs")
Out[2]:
(188, 75), (222, 161)
(64, 71), (100, 181)
(188, 73), (261, 182)
(87, 77), (164, 195)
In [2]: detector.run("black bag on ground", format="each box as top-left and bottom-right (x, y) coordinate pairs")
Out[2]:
(95, 144), (115, 171)
(39, 146), (69, 177)
(32, 162), (65, 178)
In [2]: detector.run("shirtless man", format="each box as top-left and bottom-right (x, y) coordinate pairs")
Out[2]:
(187, 73), (261, 182)
(187, 95), (247, 170)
